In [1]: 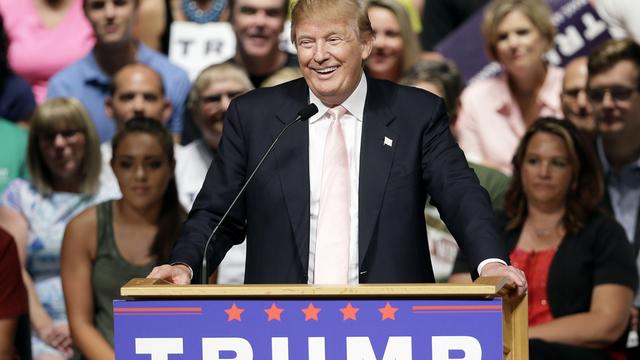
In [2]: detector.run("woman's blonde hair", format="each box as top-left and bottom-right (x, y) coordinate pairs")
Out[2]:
(482, 0), (555, 61)
(366, 0), (420, 76)
(261, 67), (303, 87)
(28, 98), (102, 195)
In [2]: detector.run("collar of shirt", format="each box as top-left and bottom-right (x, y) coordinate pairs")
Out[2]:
(597, 136), (640, 186)
(80, 42), (152, 86)
(308, 71), (367, 123)
(490, 66), (563, 115)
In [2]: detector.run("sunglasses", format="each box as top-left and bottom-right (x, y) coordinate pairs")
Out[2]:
(587, 86), (637, 102)
(201, 91), (245, 104)
(40, 129), (82, 142)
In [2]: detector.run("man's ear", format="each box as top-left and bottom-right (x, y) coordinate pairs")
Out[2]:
(105, 97), (114, 119)
(361, 34), (374, 61)
(161, 98), (173, 125)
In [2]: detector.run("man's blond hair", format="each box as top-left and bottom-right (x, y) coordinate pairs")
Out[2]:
(290, 0), (373, 43)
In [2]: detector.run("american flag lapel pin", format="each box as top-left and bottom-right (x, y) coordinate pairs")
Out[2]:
(384, 136), (393, 147)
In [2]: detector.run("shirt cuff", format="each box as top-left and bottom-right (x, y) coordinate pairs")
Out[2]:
(477, 258), (507, 276)
(170, 262), (194, 281)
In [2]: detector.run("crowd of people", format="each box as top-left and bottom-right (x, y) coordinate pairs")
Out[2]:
(0, 0), (639, 359)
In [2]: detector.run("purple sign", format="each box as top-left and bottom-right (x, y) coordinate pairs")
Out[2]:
(114, 298), (502, 359)
(437, 0), (612, 83)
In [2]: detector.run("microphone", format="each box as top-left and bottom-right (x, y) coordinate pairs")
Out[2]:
(200, 103), (319, 284)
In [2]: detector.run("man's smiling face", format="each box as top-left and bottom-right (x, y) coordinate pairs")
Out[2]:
(294, 16), (373, 106)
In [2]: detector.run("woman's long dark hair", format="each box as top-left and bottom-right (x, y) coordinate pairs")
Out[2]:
(505, 117), (604, 234)
(111, 118), (187, 262)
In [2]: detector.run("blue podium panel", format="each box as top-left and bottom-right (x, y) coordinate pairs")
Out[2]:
(114, 298), (502, 359)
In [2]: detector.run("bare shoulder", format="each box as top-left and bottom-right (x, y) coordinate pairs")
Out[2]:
(64, 206), (99, 255)
(67, 206), (98, 230)
(0, 205), (26, 226)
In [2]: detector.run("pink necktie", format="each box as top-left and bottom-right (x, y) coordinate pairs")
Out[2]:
(315, 105), (350, 284)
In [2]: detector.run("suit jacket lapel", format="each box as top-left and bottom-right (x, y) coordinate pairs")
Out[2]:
(274, 79), (312, 273)
(358, 79), (397, 264)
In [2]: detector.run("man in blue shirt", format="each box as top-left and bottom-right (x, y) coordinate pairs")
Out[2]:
(588, 38), (640, 356)
(48, 0), (190, 143)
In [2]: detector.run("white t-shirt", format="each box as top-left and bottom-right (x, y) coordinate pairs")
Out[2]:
(175, 139), (211, 210)
(175, 139), (247, 284)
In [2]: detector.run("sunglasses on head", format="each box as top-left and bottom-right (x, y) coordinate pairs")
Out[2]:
(587, 86), (637, 102)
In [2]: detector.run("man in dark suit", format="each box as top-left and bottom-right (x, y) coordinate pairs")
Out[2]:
(149, 0), (527, 292)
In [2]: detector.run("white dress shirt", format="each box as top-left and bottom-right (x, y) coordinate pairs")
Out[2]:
(307, 73), (367, 284)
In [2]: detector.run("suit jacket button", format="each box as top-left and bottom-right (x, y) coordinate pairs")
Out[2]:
(359, 270), (367, 282)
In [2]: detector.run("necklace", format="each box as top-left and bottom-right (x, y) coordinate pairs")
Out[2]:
(532, 225), (556, 238)
(526, 220), (560, 239)
(181, 0), (226, 24)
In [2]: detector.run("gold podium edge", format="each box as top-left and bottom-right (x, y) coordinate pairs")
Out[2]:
(122, 276), (509, 297)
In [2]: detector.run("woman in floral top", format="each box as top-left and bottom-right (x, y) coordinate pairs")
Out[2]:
(0, 98), (116, 359)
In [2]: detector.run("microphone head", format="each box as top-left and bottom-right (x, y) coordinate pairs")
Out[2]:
(297, 103), (319, 121)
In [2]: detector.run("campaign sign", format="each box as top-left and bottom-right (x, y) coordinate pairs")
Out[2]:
(114, 298), (502, 359)
(168, 22), (236, 81)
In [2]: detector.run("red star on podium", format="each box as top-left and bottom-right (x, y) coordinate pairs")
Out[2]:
(340, 303), (359, 321)
(301, 303), (321, 321)
(378, 302), (398, 320)
(224, 304), (244, 321)
(264, 303), (284, 321)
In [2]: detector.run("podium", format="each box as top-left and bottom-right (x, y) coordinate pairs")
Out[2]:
(117, 277), (527, 359)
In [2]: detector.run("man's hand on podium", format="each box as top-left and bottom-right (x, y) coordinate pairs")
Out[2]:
(480, 262), (528, 297)
(147, 263), (192, 285)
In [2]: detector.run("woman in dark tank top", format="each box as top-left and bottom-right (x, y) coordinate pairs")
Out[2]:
(60, 118), (186, 359)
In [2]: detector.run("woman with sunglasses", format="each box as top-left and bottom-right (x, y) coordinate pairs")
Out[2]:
(0, 98), (115, 360)
(450, 118), (637, 359)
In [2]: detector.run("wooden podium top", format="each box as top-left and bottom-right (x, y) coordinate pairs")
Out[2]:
(121, 277), (512, 298)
